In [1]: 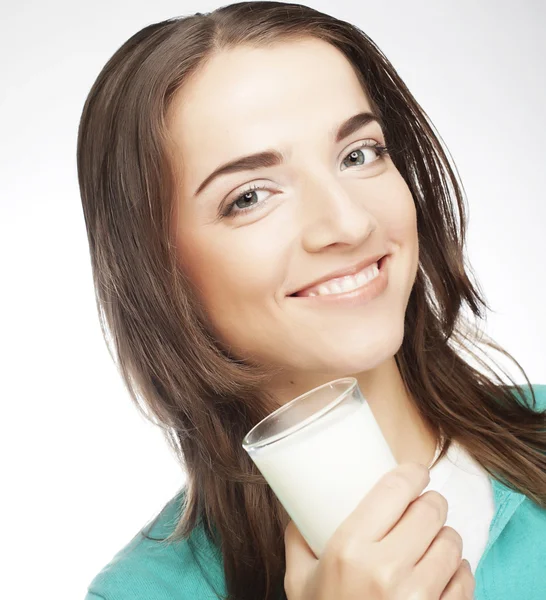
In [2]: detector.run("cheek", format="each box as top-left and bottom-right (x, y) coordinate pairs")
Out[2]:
(375, 177), (419, 290)
(377, 175), (418, 250)
(393, 204), (418, 253)
(175, 220), (284, 338)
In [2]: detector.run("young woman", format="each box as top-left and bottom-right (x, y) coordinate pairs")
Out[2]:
(78, 2), (546, 599)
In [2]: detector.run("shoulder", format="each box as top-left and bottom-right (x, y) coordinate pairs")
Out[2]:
(85, 489), (226, 600)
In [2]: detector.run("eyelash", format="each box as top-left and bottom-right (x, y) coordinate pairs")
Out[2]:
(220, 140), (389, 219)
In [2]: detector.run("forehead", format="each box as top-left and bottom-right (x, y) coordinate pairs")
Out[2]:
(167, 38), (374, 185)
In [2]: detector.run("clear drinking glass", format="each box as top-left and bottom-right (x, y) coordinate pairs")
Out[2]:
(242, 377), (398, 557)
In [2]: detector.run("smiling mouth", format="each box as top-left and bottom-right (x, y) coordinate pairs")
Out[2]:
(289, 255), (387, 298)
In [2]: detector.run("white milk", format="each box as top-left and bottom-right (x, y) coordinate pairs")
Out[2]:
(247, 400), (398, 557)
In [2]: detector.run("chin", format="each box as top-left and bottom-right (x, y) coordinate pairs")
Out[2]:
(319, 350), (390, 376)
(302, 322), (405, 375)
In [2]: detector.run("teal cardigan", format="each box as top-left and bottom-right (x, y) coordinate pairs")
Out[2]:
(85, 385), (546, 600)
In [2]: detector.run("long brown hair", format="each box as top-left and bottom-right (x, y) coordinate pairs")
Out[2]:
(76, 2), (546, 599)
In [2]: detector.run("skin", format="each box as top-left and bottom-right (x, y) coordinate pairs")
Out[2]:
(168, 37), (437, 467)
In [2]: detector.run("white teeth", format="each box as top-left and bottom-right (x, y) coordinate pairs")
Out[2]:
(317, 283), (331, 295)
(302, 262), (380, 297)
(356, 272), (368, 287)
(339, 278), (355, 293)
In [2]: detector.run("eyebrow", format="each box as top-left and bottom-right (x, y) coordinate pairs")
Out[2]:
(193, 111), (383, 197)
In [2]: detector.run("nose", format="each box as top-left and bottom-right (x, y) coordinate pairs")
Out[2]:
(298, 174), (377, 253)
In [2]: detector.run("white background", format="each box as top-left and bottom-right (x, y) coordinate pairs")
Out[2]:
(1, 1), (544, 598)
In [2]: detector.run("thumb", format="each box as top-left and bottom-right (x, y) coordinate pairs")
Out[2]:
(284, 520), (318, 569)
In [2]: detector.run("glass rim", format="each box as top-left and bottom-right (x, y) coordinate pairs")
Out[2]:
(242, 376), (358, 452)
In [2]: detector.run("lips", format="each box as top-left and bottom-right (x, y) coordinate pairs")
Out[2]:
(289, 254), (388, 297)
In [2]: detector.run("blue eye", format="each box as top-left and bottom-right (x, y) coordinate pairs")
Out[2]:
(341, 141), (389, 170)
(220, 141), (389, 219)
(221, 183), (269, 218)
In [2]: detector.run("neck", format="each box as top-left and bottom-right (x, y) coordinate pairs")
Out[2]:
(265, 356), (438, 467)
(354, 357), (438, 466)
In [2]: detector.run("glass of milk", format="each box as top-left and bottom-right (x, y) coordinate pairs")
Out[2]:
(242, 377), (398, 558)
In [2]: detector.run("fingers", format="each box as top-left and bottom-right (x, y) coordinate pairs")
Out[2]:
(284, 521), (318, 598)
(335, 462), (431, 544)
(382, 490), (448, 567)
(440, 559), (476, 599)
(411, 526), (465, 598)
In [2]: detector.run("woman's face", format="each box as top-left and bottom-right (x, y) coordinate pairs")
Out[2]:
(168, 38), (418, 380)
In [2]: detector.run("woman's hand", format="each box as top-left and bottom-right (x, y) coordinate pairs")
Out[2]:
(284, 462), (475, 599)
